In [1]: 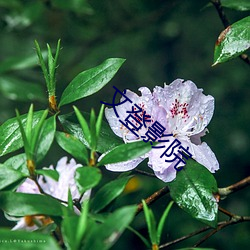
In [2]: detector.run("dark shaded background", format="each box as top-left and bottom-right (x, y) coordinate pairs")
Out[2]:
(0, 0), (249, 249)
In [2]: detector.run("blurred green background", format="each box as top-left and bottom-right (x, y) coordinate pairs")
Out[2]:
(0, 0), (249, 249)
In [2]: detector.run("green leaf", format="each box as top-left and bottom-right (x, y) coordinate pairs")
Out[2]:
(96, 104), (105, 140)
(76, 201), (89, 248)
(0, 192), (65, 216)
(59, 113), (123, 153)
(62, 215), (80, 250)
(213, 16), (250, 65)
(35, 222), (57, 234)
(157, 201), (174, 244)
(97, 140), (152, 166)
(73, 106), (91, 147)
(4, 154), (28, 175)
(168, 160), (218, 227)
(34, 40), (50, 91)
(59, 58), (125, 106)
(15, 109), (30, 158)
(25, 104), (34, 143)
(142, 200), (157, 245)
(0, 76), (46, 102)
(44, 40), (61, 96)
(75, 167), (102, 194)
(36, 169), (59, 181)
(221, 0), (250, 11)
(56, 131), (89, 165)
(36, 116), (56, 162)
(91, 176), (132, 213)
(83, 205), (137, 250)
(0, 111), (44, 157)
(0, 164), (27, 190)
(67, 188), (74, 212)
(0, 228), (60, 250)
(30, 109), (49, 158)
(62, 201), (89, 250)
(90, 109), (97, 150)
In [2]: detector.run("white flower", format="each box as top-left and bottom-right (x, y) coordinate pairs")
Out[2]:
(103, 79), (219, 182)
(12, 157), (90, 231)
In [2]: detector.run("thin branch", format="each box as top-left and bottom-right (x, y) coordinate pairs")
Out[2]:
(218, 176), (250, 198)
(211, 0), (230, 27)
(211, 0), (250, 66)
(136, 186), (169, 215)
(33, 177), (68, 204)
(218, 206), (235, 218)
(160, 216), (250, 249)
(193, 216), (250, 247)
(134, 169), (156, 178)
(159, 224), (212, 249)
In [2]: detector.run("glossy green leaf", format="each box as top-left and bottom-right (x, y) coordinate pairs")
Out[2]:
(75, 167), (102, 194)
(0, 77), (46, 102)
(91, 176), (132, 213)
(0, 164), (27, 190)
(168, 160), (218, 227)
(36, 169), (59, 181)
(97, 140), (152, 166)
(0, 192), (65, 216)
(83, 205), (137, 250)
(213, 16), (250, 65)
(59, 58), (125, 106)
(56, 131), (89, 165)
(59, 113), (123, 153)
(36, 116), (56, 162)
(0, 228), (60, 250)
(221, 0), (250, 11)
(4, 154), (28, 175)
(0, 111), (44, 157)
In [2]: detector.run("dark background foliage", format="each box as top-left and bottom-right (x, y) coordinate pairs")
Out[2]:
(0, 0), (249, 249)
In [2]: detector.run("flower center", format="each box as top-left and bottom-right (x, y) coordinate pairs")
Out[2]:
(170, 99), (190, 121)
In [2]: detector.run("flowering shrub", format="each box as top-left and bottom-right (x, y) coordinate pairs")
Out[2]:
(0, 1), (249, 250)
